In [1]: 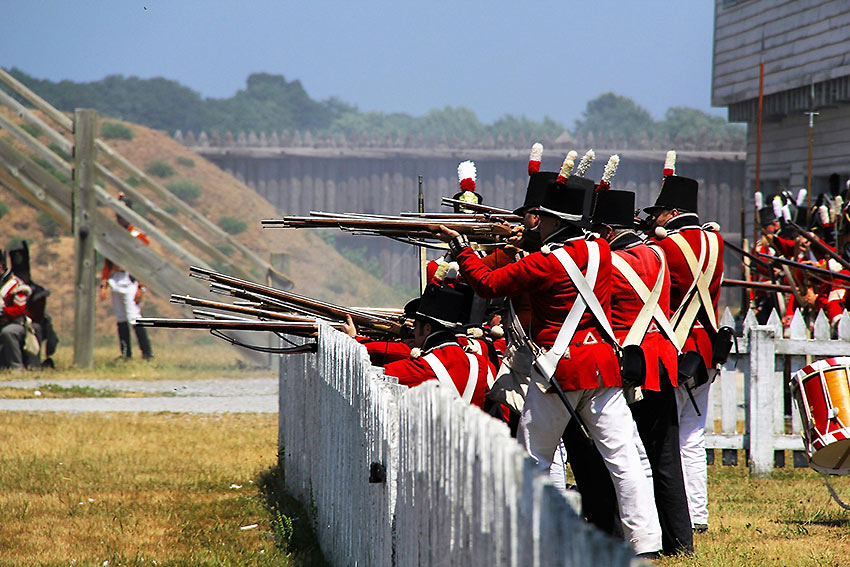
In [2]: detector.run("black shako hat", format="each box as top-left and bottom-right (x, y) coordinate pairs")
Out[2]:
(758, 205), (779, 228)
(644, 175), (699, 215)
(409, 283), (474, 329)
(513, 171), (557, 216)
(592, 190), (636, 228)
(536, 175), (595, 228)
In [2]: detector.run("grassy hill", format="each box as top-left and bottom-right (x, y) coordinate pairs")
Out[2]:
(0, 117), (409, 342)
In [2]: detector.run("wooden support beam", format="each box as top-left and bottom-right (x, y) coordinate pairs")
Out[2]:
(0, 67), (74, 132)
(73, 109), (97, 369)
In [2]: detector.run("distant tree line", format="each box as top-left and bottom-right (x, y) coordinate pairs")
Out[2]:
(6, 69), (744, 149)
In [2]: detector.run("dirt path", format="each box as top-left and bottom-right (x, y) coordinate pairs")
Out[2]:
(0, 377), (278, 413)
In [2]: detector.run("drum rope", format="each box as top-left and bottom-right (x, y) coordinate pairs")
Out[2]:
(821, 474), (850, 511)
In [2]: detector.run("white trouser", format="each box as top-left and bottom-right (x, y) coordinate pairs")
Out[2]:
(108, 272), (141, 325)
(519, 384), (662, 555)
(675, 380), (711, 526)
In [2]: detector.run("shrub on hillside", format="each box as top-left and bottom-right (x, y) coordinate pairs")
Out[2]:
(20, 123), (42, 138)
(176, 156), (195, 167)
(164, 204), (179, 215)
(49, 143), (71, 161)
(145, 159), (175, 178)
(31, 156), (69, 182)
(126, 176), (141, 187)
(0, 202), (8, 220)
(37, 212), (60, 237)
(214, 243), (234, 257)
(166, 179), (201, 205)
(217, 216), (247, 235)
(101, 122), (134, 140)
(6, 237), (25, 251)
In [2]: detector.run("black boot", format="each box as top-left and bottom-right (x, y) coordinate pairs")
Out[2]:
(134, 325), (153, 359)
(117, 322), (132, 358)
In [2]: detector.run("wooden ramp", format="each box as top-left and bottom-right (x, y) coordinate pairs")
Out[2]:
(0, 67), (289, 365)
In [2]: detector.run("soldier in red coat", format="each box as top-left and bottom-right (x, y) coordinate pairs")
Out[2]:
(438, 176), (663, 557)
(595, 189), (692, 554)
(645, 174), (724, 534)
(375, 284), (493, 409)
(0, 268), (33, 370)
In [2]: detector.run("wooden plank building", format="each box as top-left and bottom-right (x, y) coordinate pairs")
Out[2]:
(713, 0), (850, 203)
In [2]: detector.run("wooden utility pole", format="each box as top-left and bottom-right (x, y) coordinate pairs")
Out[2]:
(73, 109), (97, 368)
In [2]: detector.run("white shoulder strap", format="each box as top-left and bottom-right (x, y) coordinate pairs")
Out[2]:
(611, 248), (679, 349)
(550, 242), (617, 359)
(668, 231), (720, 345)
(422, 351), (477, 404)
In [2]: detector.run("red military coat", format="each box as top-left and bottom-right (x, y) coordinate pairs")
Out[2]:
(383, 331), (492, 408)
(0, 274), (30, 322)
(652, 214), (724, 369)
(356, 337), (412, 366)
(454, 234), (621, 392)
(609, 235), (678, 390)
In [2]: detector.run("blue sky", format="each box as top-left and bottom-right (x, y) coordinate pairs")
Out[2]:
(1, 0), (723, 127)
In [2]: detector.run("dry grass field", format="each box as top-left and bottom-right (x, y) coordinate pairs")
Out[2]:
(0, 411), (325, 567)
(658, 457), (850, 567)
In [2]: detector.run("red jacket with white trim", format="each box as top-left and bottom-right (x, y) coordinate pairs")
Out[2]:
(0, 274), (31, 322)
(454, 234), (621, 391)
(652, 214), (724, 369)
(383, 331), (492, 408)
(610, 236), (678, 390)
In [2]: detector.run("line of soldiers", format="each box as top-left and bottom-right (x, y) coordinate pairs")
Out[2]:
(344, 147), (727, 558)
(749, 177), (850, 333)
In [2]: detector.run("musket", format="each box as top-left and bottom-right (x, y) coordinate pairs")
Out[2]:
(756, 252), (850, 284)
(788, 220), (850, 272)
(188, 266), (405, 335)
(170, 294), (325, 324)
(721, 279), (793, 293)
(724, 239), (773, 269)
(261, 215), (514, 238)
(136, 317), (320, 354)
(136, 318), (320, 334)
(440, 197), (514, 216)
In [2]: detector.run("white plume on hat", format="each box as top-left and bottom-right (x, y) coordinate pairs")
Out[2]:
(772, 195), (784, 220)
(557, 150), (578, 183)
(754, 191), (763, 210)
(781, 204), (792, 222)
(528, 143), (543, 175)
(796, 188), (807, 207)
(819, 204), (830, 226)
(597, 155), (620, 191)
(576, 149), (595, 177)
(457, 160), (477, 192)
(663, 150), (676, 176)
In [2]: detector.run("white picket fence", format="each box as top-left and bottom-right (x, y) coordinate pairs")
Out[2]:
(278, 324), (634, 567)
(707, 307), (850, 475)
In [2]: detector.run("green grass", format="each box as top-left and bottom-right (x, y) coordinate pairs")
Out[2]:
(0, 412), (326, 566)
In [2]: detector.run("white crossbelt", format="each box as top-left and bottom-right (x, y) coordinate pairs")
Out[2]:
(611, 246), (680, 350)
(423, 351), (478, 404)
(668, 231), (720, 347)
(534, 242), (617, 380)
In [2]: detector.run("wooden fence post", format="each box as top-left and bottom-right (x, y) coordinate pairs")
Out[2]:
(748, 324), (777, 476)
(73, 109), (97, 368)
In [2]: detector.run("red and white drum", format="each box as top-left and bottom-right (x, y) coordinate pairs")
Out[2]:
(791, 357), (850, 474)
